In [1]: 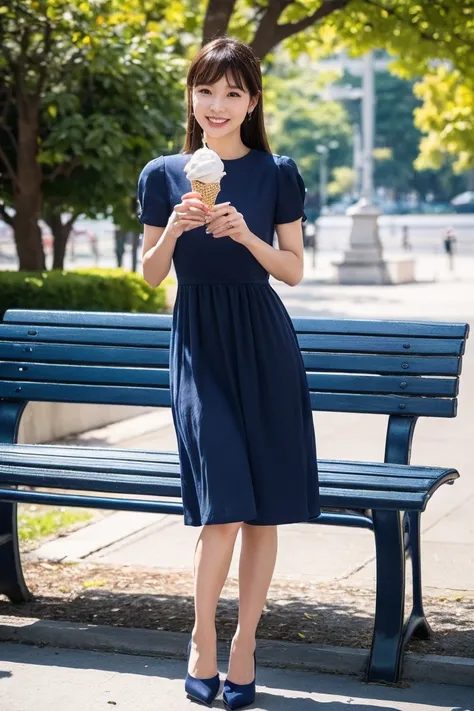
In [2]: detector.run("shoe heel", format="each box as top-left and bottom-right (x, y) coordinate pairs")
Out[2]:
(185, 638), (220, 707)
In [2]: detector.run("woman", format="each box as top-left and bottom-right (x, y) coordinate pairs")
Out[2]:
(138, 36), (320, 710)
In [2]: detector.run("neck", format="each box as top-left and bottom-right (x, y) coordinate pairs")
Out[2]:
(203, 130), (250, 160)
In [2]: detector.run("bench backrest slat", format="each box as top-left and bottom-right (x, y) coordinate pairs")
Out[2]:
(0, 362), (458, 397)
(0, 323), (466, 356)
(0, 310), (468, 418)
(4, 309), (469, 339)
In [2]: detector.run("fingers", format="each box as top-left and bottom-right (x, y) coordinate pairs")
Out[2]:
(207, 211), (241, 236)
(209, 202), (232, 216)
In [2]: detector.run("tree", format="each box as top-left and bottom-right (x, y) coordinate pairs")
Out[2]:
(197, 0), (473, 74)
(0, 0), (185, 270)
(197, 1), (473, 179)
(412, 68), (474, 174)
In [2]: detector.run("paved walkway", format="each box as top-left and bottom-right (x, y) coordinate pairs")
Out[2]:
(1, 642), (472, 711)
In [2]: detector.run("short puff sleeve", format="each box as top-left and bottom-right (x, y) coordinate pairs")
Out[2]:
(275, 155), (307, 224)
(137, 156), (170, 227)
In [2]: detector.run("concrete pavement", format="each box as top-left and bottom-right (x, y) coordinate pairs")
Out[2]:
(1, 641), (473, 711)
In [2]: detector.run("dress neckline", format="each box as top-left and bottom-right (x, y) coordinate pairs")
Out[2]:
(221, 149), (254, 163)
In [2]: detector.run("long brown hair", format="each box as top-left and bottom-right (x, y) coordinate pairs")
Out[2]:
(182, 36), (272, 154)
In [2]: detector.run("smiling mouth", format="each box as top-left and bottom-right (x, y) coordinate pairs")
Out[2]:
(207, 117), (230, 125)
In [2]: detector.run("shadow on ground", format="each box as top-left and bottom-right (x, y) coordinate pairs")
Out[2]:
(1, 561), (473, 659)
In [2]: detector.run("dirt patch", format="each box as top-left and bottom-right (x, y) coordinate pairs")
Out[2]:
(1, 561), (473, 659)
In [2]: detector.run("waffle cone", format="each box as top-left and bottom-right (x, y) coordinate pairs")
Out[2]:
(191, 180), (221, 209)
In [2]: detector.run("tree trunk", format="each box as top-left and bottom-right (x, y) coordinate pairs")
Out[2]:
(13, 92), (44, 271)
(202, 0), (234, 45)
(115, 227), (127, 267)
(44, 211), (76, 270)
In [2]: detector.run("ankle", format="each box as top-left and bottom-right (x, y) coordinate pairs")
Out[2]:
(192, 626), (217, 645)
(232, 629), (256, 647)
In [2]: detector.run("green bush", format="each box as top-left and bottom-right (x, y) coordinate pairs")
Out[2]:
(0, 268), (171, 318)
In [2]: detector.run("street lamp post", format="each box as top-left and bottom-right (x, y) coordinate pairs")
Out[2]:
(316, 140), (339, 212)
(335, 51), (396, 284)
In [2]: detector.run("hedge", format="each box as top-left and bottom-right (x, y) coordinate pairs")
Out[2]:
(0, 268), (170, 318)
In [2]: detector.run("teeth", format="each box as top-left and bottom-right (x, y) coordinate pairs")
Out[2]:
(208, 118), (228, 124)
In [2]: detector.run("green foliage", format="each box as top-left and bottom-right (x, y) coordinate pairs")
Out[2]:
(0, 0), (187, 256)
(328, 166), (356, 197)
(19, 508), (92, 543)
(413, 68), (474, 172)
(0, 268), (169, 317)
(264, 60), (352, 216)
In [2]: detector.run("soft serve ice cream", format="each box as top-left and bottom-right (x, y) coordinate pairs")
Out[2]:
(184, 145), (226, 208)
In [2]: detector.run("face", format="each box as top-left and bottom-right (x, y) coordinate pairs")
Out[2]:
(192, 73), (258, 139)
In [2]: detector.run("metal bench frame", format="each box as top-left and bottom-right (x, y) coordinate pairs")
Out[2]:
(0, 309), (469, 684)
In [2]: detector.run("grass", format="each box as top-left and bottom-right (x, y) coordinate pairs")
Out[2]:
(18, 507), (93, 543)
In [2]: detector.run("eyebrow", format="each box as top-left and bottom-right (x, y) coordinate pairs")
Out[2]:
(198, 83), (244, 91)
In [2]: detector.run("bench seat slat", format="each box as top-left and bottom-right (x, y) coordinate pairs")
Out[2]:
(0, 476), (431, 512)
(0, 467), (442, 493)
(0, 362), (458, 397)
(4, 310), (469, 340)
(0, 460), (445, 493)
(0, 445), (458, 501)
(0, 445), (457, 483)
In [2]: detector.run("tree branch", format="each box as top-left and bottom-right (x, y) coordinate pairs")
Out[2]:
(43, 156), (82, 183)
(251, 0), (353, 58)
(36, 18), (54, 96)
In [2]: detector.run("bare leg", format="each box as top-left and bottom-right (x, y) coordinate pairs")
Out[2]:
(227, 523), (278, 684)
(189, 521), (243, 678)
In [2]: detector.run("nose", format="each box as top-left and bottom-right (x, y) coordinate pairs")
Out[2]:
(210, 99), (225, 112)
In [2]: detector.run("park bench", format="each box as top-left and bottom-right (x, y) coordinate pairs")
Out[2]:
(0, 308), (469, 683)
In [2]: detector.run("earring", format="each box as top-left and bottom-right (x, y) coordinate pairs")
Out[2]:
(247, 111), (253, 121)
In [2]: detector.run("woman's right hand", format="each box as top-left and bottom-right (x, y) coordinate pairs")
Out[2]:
(169, 192), (211, 237)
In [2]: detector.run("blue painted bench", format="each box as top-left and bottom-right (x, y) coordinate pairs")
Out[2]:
(0, 309), (469, 683)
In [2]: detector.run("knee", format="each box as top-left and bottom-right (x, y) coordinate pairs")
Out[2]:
(206, 521), (243, 537)
(242, 523), (277, 536)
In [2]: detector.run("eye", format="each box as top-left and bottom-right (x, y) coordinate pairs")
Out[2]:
(198, 88), (211, 94)
(229, 92), (241, 98)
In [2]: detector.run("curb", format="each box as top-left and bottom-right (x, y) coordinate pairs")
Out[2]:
(1, 616), (473, 688)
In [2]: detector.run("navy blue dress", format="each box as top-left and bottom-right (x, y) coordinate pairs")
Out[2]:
(138, 149), (320, 526)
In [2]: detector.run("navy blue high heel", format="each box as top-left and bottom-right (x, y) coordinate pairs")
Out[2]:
(222, 650), (256, 710)
(185, 638), (220, 707)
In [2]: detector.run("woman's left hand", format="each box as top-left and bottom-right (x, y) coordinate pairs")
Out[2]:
(205, 202), (252, 245)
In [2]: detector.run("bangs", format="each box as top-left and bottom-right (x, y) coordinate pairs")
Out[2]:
(190, 49), (252, 94)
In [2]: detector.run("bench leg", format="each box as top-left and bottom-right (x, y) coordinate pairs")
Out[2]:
(404, 511), (432, 641)
(367, 510), (405, 683)
(0, 501), (32, 603)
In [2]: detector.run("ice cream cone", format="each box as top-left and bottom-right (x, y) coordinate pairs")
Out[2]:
(191, 179), (221, 209)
